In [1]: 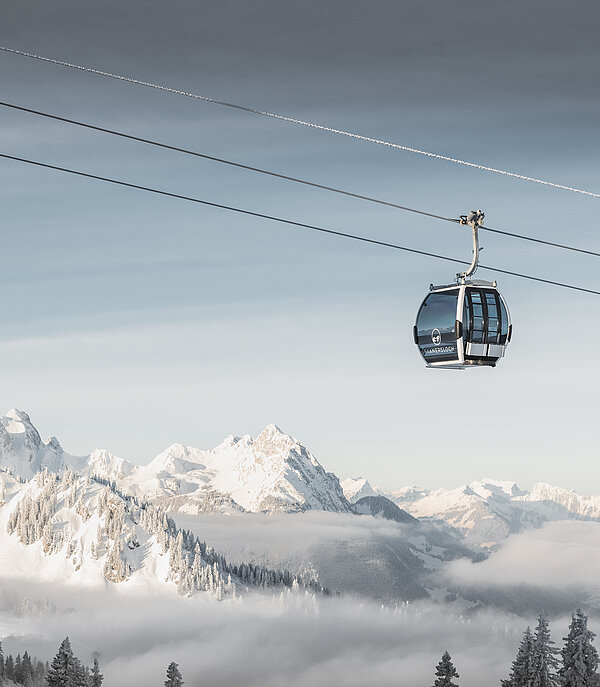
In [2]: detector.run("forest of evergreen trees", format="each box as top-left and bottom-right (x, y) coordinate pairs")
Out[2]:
(1, 609), (598, 686)
(5, 469), (326, 601)
(0, 637), (183, 686)
(431, 610), (600, 687)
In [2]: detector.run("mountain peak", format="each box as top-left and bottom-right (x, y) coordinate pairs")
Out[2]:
(5, 408), (32, 422)
(1, 408), (43, 450)
(341, 477), (378, 503)
(46, 436), (62, 451)
(2, 408), (36, 433)
(258, 424), (287, 438)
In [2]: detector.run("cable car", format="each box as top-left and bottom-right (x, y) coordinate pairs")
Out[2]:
(413, 211), (512, 369)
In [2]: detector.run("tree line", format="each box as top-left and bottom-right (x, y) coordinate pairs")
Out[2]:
(432, 609), (599, 687)
(0, 637), (184, 687)
(0, 609), (597, 686)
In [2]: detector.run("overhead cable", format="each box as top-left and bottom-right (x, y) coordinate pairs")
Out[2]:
(1, 152), (598, 296)
(0, 101), (455, 224)
(2, 100), (598, 259)
(1, 45), (599, 200)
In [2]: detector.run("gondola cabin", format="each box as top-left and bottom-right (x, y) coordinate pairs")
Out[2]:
(413, 280), (512, 369)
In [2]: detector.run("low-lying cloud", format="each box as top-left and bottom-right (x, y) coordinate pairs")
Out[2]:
(2, 517), (600, 686)
(446, 520), (600, 590)
(0, 579), (537, 687)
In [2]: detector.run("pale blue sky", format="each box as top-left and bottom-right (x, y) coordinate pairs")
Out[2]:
(1, 0), (599, 491)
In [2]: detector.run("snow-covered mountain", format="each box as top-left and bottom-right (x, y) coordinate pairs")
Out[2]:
(0, 411), (350, 515)
(120, 424), (352, 514)
(0, 468), (321, 600)
(6, 408), (600, 610)
(341, 476), (378, 503)
(382, 478), (600, 548)
(0, 409), (87, 479)
(4, 408), (600, 549)
(353, 495), (418, 524)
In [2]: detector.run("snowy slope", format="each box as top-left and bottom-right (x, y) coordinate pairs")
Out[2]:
(393, 480), (542, 548)
(517, 482), (600, 520)
(0, 471), (174, 594)
(0, 469), (322, 601)
(353, 495), (418, 524)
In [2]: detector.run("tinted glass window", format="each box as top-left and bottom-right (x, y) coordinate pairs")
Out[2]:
(499, 297), (509, 337)
(462, 299), (471, 341)
(416, 290), (459, 362)
(416, 291), (458, 334)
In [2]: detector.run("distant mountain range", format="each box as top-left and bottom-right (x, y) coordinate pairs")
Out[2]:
(2, 408), (600, 545)
(2, 408), (600, 609)
(0, 410), (352, 514)
(344, 476), (600, 548)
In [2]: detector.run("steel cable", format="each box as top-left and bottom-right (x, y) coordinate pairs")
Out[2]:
(2, 45), (600, 199)
(1, 152), (599, 296)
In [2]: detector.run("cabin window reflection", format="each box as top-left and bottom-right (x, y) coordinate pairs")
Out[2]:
(417, 291), (458, 337)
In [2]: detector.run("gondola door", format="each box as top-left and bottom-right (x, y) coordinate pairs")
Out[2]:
(414, 288), (461, 366)
(463, 288), (508, 363)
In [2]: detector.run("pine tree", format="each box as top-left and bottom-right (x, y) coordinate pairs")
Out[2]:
(165, 661), (184, 687)
(69, 657), (89, 687)
(46, 637), (74, 687)
(432, 651), (459, 687)
(35, 657), (48, 684)
(5, 654), (14, 682)
(502, 626), (534, 687)
(560, 609), (600, 687)
(15, 653), (22, 684)
(0, 639), (4, 679)
(529, 613), (559, 687)
(90, 657), (103, 687)
(21, 650), (33, 685)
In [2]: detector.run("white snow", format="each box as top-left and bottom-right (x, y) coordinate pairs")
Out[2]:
(0, 410), (350, 515)
(340, 476), (378, 503)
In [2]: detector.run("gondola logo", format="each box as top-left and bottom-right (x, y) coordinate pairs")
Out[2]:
(431, 328), (441, 345)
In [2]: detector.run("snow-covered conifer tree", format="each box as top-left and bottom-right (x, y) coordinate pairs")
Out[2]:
(226, 573), (235, 598)
(103, 539), (128, 583)
(4, 654), (14, 682)
(432, 651), (459, 687)
(559, 609), (600, 687)
(46, 637), (74, 687)
(70, 657), (89, 687)
(41, 523), (54, 554)
(14, 652), (22, 684)
(169, 532), (185, 578)
(502, 626), (533, 687)
(21, 650), (33, 684)
(529, 613), (559, 687)
(90, 657), (103, 687)
(61, 469), (74, 489)
(164, 661), (184, 687)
